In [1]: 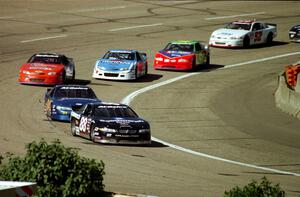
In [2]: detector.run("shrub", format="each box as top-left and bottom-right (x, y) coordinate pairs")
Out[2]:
(0, 139), (105, 197)
(224, 176), (285, 197)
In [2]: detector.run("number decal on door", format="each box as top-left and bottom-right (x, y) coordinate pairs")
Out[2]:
(254, 31), (262, 42)
(79, 117), (88, 132)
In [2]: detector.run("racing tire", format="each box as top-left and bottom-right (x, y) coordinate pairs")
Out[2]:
(90, 125), (97, 143)
(70, 119), (77, 136)
(192, 58), (196, 71)
(72, 69), (75, 81)
(206, 54), (210, 66)
(144, 63), (148, 76)
(62, 71), (66, 84)
(243, 36), (250, 48)
(266, 33), (273, 46)
(135, 68), (138, 80)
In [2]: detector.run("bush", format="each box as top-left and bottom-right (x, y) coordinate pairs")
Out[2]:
(0, 139), (105, 197)
(224, 176), (285, 197)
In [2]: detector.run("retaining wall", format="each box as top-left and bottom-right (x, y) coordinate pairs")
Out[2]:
(275, 72), (300, 119)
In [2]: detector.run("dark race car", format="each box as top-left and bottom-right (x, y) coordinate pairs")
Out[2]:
(44, 85), (101, 121)
(289, 24), (300, 42)
(70, 102), (151, 145)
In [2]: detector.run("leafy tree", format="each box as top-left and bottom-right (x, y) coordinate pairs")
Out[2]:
(0, 139), (105, 197)
(224, 176), (285, 197)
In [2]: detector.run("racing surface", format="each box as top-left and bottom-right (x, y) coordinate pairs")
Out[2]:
(1, 0), (300, 196)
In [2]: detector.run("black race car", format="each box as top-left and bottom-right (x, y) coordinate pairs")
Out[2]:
(70, 102), (151, 145)
(289, 25), (300, 42)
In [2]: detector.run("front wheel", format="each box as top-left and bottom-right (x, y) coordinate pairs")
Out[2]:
(71, 119), (77, 136)
(206, 55), (210, 66)
(243, 36), (250, 48)
(90, 125), (97, 142)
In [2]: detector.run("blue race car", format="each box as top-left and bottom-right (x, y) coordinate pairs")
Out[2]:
(92, 49), (148, 80)
(44, 85), (101, 121)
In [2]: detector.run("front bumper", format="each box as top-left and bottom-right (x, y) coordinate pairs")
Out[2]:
(154, 62), (193, 70)
(19, 74), (64, 85)
(93, 70), (136, 80)
(209, 38), (243, 48)
(289, 32), (300, 42)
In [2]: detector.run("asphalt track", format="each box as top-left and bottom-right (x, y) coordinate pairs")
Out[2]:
(0, 1), (300, 196)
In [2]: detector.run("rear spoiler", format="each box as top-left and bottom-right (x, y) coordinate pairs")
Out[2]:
(266, 23), (277, 27)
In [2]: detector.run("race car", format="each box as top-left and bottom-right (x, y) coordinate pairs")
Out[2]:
(92, 49), (148, 80)
(44, 85), (101, 121)
(153, 40), (210, 71)
(70, 102), (151, 145)
(19, 53), (75, 85)
(209, 20), (277, 48)
(289, 24), (300, 42)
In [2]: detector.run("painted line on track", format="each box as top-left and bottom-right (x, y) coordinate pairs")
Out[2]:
(76, 6), (127, 12)
(20, 34), (67, 43)
(121, 51), (300, 176)
(109, 23), (163, 32)
(205, 12), (265, 20)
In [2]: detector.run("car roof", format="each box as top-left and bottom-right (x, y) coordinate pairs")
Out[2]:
(169, 40), (199, 45)
(34, 52), (63, 58)
(232, 20), (257, 24)
(108, 49), (138, 53)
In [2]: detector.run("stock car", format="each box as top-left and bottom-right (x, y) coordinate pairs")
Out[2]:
(92, 49), (148, 80)
(289, 24), (300, 42)
(44, 85), (101, 121)
(209, 20), (277, 48)
(153, 40), (210, 71)
(18, 53), (75, 85)
(70, 102), (151, 145)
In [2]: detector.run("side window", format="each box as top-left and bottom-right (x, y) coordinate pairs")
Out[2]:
(195, 43), (201, 51)
(61, 56), (69, 65)
(136, 52), (141, 61)
(49, 89), (55, 97)
(252, 23), (261, 31)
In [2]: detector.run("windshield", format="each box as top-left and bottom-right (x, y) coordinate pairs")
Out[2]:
(94, 105), (137, 118)
(103, 52), (135, 60)
(55, 87), (97, 99)
(28, 55), (63, 64)
(225, 23), (251, 30)
(164, 44), (193, 52)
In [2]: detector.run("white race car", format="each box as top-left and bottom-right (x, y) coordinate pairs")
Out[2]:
(209, 20), (277, 48)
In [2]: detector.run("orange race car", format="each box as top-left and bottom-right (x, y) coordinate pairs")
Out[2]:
(18, 53), (75, 85)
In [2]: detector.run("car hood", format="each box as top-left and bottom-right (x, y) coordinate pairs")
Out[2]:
(96, 59), (134, 71)
(94, 117), (149, 129)
(53, 98), (100, 108)
(21, 63), (64, 72)
(212, 28), (248, 37)
(158, 50), (193, 58)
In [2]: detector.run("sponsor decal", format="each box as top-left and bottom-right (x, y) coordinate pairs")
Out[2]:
(60, 87), (88, 90)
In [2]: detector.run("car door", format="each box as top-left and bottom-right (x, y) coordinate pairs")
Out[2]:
(194, 43), (204, 64)
(135, 52), (144, 75)
(251, 23), (264, 45)
(79, 104), (93, 136)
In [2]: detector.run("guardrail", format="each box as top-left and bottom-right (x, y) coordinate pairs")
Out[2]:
(275, 72), (300, 119)
(0, 181), (36, 197)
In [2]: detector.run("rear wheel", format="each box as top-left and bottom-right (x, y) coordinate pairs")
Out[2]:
(71, 119), (77, 136)
(144, 63), (148, 76)
(135, 68), (138, 79)
(206, 54), (210, 66)
(266, 33), (273, 46)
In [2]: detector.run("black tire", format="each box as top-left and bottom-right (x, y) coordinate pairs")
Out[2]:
(62, 71), (66, 84)
(192, 58), (196, 71)
(70, 119), (77, 136)
(266, 33), (273, 46)
(90, 125), (96, 142)
(144, 63), (148, 76)
(135, 68), (138, 79)
(243, 36), (250, 48)
(206, 54), (210, 66)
